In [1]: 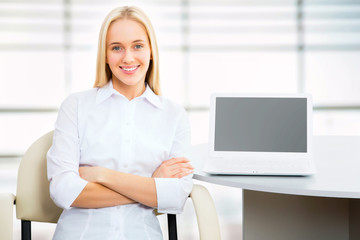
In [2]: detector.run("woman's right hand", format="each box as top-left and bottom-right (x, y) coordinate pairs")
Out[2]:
(152, 157), (194, 178)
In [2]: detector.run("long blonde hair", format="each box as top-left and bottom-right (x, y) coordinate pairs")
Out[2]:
(94, 6), (161, 95)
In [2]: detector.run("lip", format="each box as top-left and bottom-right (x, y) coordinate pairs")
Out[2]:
(119, 65), (140, 75)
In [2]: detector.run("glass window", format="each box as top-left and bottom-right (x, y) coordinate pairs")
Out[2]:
(1, 1), (360, 239)
(305, 51), (360, 105)
(0, 51), (65, 108)
(189, 52), (298, 106)
(0, 113), (57, 153)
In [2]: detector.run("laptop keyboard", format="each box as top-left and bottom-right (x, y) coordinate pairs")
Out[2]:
(236, 159), (310, 172)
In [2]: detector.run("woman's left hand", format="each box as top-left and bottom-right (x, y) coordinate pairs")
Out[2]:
(152, 157), (194, 178)
(79, 166), (105, 183)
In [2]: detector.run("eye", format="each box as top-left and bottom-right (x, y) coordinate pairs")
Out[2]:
(112, 46), (122, 51)
(134, 44), (143, 49)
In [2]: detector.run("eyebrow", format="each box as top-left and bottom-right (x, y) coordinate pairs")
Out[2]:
(108, 40), (146, 46)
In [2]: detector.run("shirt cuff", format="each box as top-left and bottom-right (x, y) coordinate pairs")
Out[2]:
(49, 171), (88, 210)
(154, 177), (192, 214)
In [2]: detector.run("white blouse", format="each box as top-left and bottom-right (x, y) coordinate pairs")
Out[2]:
(47, 80), (193, 240)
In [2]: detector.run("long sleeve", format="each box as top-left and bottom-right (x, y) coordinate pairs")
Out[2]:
(47, 83), (191, 239)
(47, 95), (88, 209)
(154, 108), (194, 214)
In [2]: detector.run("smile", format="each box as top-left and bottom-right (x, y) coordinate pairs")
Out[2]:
(120, 65), (140, 72)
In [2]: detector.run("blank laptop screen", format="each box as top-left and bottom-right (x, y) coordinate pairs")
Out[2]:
(214, 97), (307, 152)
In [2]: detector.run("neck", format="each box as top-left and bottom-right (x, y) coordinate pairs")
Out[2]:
(112, 79), (146, 101)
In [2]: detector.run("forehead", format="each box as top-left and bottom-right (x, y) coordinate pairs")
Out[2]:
(106, 19), (149, 43)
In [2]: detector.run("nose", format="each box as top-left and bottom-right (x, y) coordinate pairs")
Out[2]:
(122, 49), (134, 64)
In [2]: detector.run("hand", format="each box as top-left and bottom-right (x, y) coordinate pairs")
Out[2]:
(79, 166), (105, 183)
(152, 157), (194, 179)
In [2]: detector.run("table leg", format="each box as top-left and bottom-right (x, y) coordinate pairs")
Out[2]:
(350, 199), (360, 239)
(243, 190), (351, 240)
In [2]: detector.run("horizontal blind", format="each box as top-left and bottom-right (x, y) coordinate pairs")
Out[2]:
(0, 0), (359, 154)
(0, 0), (184, 155)
(186, 0), (298, 106)
(304, 0), (360, 105)
(304, 0), (360, 49)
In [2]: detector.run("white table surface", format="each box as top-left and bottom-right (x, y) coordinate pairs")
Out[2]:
(191, 136), (360, 199)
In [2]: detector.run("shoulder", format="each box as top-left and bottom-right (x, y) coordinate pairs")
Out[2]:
(60, 88), (98, 108)
(158, 97), (191, 137)
(63, 88), (98, 102)
(157, 96), (189, 127)
(158, 96), (187, 116)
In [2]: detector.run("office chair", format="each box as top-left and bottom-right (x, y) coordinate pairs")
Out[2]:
(0, 131), (221, 240)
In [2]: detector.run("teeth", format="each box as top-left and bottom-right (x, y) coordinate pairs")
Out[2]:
(122, 66), (137, 71)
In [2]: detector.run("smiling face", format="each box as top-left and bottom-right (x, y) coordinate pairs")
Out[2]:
(106, 19), (151, 97)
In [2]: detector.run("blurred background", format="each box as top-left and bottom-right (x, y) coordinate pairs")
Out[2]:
(1, 0), (360, 239)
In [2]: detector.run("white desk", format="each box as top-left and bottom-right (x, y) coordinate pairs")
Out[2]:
(192, 136), (360, 240)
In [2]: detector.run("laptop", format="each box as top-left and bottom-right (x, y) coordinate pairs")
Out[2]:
(203, 93), (316, 176)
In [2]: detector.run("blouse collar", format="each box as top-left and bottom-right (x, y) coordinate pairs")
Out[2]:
(95, 80), (163, 109)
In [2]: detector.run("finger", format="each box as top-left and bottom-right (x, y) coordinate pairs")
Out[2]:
(164, 158), (188, 166)
(165, 157), (189, 166)
(174, 170), (194, 178)
(170, 166), (194, 176)
(176, 163), (194, 169)
(170, 167), (184, 176)
(166, 163), (193, 173)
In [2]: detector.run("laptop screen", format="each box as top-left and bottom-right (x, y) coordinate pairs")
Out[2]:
(214, 97), (307, 153)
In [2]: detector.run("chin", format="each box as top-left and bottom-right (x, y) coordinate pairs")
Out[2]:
(121, 80), (144, 87)
(125, 80), (143, 86)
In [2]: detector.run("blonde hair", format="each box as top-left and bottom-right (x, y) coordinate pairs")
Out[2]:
(94, 6), (161, 95)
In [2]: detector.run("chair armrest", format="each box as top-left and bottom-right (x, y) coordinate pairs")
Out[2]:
(190, 184), (221, 240)
(0, 193), (16, 240)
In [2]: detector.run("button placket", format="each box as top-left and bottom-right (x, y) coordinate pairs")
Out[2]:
(126, 101), (136, 168)
(122, 101), (135, 169)
(119, 102), (131, 170)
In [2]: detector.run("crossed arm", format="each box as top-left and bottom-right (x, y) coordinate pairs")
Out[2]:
(71, 157), (194, 209)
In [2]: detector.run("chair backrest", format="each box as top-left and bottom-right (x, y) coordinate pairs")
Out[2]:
(16, 130), (63, 223)
(14, 131), (221, 240)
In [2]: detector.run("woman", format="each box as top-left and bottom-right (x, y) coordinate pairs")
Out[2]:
(47, 6), (194, 239)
